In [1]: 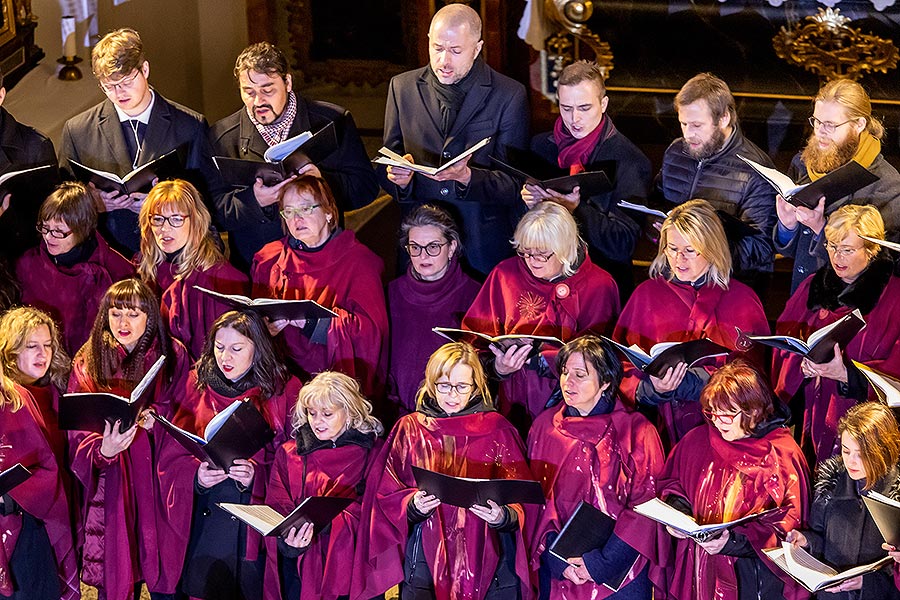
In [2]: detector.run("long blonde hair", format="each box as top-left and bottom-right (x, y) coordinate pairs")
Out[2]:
(291, 371), (383, 437)
(0, 307), (70, 390)
(138, 179), (222, 282)
(0, 359), (23, 412)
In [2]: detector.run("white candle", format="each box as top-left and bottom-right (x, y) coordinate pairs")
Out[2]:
(61, 16), (76, 59)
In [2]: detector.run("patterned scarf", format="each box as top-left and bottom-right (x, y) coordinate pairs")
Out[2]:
(247, 90), (298, 147)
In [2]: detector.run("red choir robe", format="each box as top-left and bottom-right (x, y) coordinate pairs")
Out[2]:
(351, 406), (536, 600)
(67, 339), (189, 600)
(22, 382), (66, 470)
(0, 385), (79, 600)
(263, 428), (381, 600)
(387, 259), (481, 413)
(251, 230), (388, 397)
(152, 370), (298, 595)
(462, 254), (620, 418)
(771, 261), (900, 464)
(16, 233), (134, 356)
(155, 259), (249, 360)
(657, 421), (810, 600)
(613, 276), (769, 445)
(526, 401), (666, 599)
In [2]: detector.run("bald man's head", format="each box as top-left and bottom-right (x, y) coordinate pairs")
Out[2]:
(428, 4), (483, 85)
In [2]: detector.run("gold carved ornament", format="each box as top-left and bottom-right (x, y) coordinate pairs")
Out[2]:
(773, 8), (899, 82)
(541, 1), (613, 99)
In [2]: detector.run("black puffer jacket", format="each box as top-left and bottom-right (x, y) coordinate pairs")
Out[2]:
(800, 456), (900, 600)
(657, 127), (777, 277)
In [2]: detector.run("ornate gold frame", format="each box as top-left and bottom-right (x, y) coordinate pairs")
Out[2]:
(0, 0), (16, 49)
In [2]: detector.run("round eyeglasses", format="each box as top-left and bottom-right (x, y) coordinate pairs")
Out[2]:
(406, 241), (448, 257)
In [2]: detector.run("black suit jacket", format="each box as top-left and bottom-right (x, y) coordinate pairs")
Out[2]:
(0, 107), (58, 259)
(209, 96), (378, 270)
(59, 93), (216, 255)
(381, 60), (529, 275)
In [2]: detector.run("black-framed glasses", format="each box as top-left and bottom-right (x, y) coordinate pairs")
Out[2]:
(435, 382), (474, 395)
(36, 224), (73, 239)
(702, 409), (742, 425)
(808, 116), (854, 135)
(280, 205), (321, 220)
(150, 214), (190, 228)
(99, 70), (141, 94)
(406, 241), (448, 257)
(516, 249), (554, 263)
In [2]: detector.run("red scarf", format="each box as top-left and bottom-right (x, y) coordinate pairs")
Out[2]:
(554, 115), (606, 175)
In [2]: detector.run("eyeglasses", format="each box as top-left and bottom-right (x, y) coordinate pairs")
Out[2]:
(664, 246), (701, 260)
(150, 214), (189, 228)
(36, 224), (73, 239)
(99, 70), (141, 94)
(280, 205), (321, 220)
(702, 409), (742, 425)
(808, 116), (855, 135)
(406, 241), (448, 257)
(435, 382), (473, 395)
(516, 249), (555, 263)
(825, 242), (864, 257)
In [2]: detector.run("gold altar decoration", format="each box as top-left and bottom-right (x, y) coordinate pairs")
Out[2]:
(541, 1), (613, 99)
(773, 7), (898, 82)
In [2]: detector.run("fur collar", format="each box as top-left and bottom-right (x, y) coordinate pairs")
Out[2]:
(294, 424), (375, 455)
(814, 455), (900, 504)
(806, 257), (892, 314)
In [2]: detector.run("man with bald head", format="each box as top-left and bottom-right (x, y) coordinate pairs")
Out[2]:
(382, 3), (529, 275)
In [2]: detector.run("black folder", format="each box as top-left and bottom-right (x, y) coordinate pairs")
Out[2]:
(194, 286), (338, 323)
(491, 155), (613, 199)
(70, 146), (186, 195)
(602, 336), (730, 378)
(0, 463), (32, 497)
(863, 491), (900, 547)
(411, 465), (545, 508)
(218, 496), (355, 537)
(548, 501), (628, 589)
(745, 309), (865, 364)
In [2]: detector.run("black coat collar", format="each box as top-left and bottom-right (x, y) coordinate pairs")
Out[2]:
(807, 257), (892, 314)
(294, 423), (375, 455)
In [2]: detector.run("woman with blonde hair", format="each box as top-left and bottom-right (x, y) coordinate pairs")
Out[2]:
(0, 360), (79, 600)
(138, 178), (248, 359)
(773, 204), (900, 465)
(264, 371), (383, 599)
(352, 342), (534, 599)
(786, 402), (900, 599)
(463, 201), (620, 422)
(613, 199), (769, 446)
(0, 306), (70, 461)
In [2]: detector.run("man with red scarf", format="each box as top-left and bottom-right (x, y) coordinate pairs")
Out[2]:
(526, 60), (650, 300)
(657, 73), (776, 287)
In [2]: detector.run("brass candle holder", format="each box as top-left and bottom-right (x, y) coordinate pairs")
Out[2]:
(57, 55), (83, 81)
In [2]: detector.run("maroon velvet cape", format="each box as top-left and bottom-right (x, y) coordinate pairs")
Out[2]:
(251, 230), (388, 397)
(612, 277), (769, 444)
(67, 339), (190, 600)
(462, 255), (620, 418)
(16, 233), (134, 356)
(262, 437), (382, 600)
(0, 385), (79, 600)
(156, 259), (249, 360)
(350, 410), (536, 600)
(657, 424), (810, 600)
(772, 275), (900, 464)
(526, 402), (665, 599)
(387, 259), (481, 413)
(152, 370), (298, 594)
(22, 382), (66, 471)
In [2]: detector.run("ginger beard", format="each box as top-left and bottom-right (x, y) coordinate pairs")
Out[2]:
(800, 130), (860, 174)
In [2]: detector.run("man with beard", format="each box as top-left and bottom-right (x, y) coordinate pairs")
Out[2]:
(657, 73), (776, 288)
(775, 79), (900, 292)
(210, 42), (379, 271)
(381, 3), (529, 276)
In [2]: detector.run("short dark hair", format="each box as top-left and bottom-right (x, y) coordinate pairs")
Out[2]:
(278, 176), (339, 236)
(399, 204), (462, 253)
(674, 72), (737, 126)
(234, 42), (289, 81)
(558, 60), (606, 98)
(700, 360), (774, 434)
(39, 182), (98, 245)
(556, 335), (623, 389)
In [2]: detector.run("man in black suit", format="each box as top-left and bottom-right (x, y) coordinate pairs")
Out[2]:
(210, 42), (379, 271)
(59, 28), (216, 255)
(0, 68), (58, 260)
(382, 3), (529, 276)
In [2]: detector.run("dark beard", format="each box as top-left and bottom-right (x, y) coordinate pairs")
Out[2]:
(800, 133), (860, 174)
(683, 126), (727, 160)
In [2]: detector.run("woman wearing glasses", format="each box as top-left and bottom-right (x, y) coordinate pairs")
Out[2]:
(785, 402), (900, 599)
(658, 360), (809, 600)
(772, 204), (900, 466)
(137, 179), (248, 359)
(388, 205), (480, 414)
(352, 342), (534, 600)
(251, 175), (388, 396)
(527, 336), (664, 599)
(16, 181), (134, 355)
(613, 199), (769, 447)
(462, 201), (620, 421)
